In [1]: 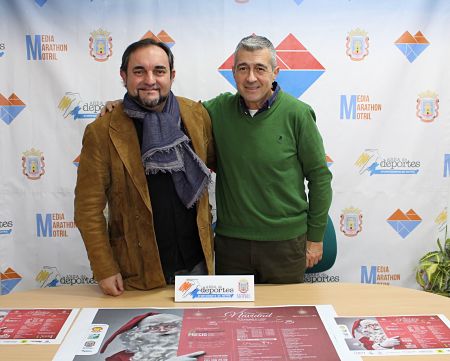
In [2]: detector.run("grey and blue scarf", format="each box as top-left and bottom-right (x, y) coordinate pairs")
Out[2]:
(123, 91), (210, 208)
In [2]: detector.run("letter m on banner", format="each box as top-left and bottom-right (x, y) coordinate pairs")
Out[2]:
(340, 95), (356, 119)
(444, 154), (450, 177)
(36, 214), (52, 237)
(26, 35), (42, 60)
(360, 265), (377, 284)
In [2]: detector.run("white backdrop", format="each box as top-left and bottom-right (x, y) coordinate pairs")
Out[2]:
(1, 0), (449, 295)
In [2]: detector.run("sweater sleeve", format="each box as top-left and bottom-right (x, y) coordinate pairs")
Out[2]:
(296, 105), (333, 242)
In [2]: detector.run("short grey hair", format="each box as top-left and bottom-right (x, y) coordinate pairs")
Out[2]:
(233, 35), (277, 70)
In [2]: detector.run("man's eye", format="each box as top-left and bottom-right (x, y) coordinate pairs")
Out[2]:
(134, 70), (144, 75)
(238, 66), (248, 72)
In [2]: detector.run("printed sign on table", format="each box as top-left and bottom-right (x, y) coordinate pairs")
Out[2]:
(335, 314), (450, 356)
(53, 305), (359, 361)
(0, 308), (78, 344)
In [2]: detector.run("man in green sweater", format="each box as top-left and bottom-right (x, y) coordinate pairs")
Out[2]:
(100, 35), (332, 283)
(202, 35), (332, 283)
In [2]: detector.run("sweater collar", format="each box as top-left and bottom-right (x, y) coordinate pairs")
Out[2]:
(239, 82), (280, 116)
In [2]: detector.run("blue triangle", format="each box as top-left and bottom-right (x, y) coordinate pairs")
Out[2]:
(0, 106), (25, 125)
(276, 70), (324, 98)
(1, 278), (22, 295)
(395, 43), (429, 63)
(218, 70), (324, 98)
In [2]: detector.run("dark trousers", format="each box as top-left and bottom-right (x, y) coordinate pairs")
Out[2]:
(214, 233), (306, 284)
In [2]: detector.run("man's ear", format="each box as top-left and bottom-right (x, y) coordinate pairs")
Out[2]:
(170, 69), (176, 82)
(120, 70), (127, 87)
(273, 66), (280, 78)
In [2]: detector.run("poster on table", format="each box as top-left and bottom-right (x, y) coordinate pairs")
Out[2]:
(0, 308), (79, 344)
(53, 305), (359, 361)
(335, 314), (450, 356)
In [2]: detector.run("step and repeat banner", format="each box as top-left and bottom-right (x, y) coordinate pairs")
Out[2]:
(1, 0), (449, 295)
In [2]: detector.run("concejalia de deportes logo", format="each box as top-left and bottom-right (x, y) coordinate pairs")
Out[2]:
(58, 92), (103, 120)
(36, 266), (61, 288)
(355, 149), (420, 176)
(219, 33), (325, 98)
(0, 219), (13, 235)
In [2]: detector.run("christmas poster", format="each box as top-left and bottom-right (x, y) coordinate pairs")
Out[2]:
(53, 305), (358, 361)
(0, 308), (78, 344)
(335, 315), (450, 356)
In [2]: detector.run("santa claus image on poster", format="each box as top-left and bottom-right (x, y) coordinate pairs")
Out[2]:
(100, 312), (204, 361)
(0, 310), (8, 334)
(351, 318), (401, 350)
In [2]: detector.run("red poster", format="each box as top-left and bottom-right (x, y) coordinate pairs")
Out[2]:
(0, 309), (72, 340)
(177, 306), (341, 360)
(336, 315), (450, 356)
(378, 316), (450, 349)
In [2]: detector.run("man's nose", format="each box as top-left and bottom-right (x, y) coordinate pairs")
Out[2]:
(143, 71), (156, 84)
(246, 68), (257, 82)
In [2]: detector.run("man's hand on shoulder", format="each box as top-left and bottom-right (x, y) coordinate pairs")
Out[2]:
(97, 99), (123, 118)
(99, 273), (124, 296)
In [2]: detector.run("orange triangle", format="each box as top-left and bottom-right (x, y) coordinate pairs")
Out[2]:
(141, 30), (158, 40)
(1, 267), (21, 280)
(387, 209), (408, 220)
(8, 93), (25, 106)
(157, 30), (174, 43)
(276, 34), (306, 51)
(414, 31), (429, 44)
(0, 93), (9, 105)
(406, 209), (422, 220)
(395, 31), (416, 44)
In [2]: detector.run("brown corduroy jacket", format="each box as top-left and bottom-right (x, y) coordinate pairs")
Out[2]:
(74, 97), (215, 290)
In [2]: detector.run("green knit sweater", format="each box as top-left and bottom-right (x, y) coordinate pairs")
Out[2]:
(203, 90), (332, 242)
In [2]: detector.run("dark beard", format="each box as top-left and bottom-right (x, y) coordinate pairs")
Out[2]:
(130, 92), (168, 110)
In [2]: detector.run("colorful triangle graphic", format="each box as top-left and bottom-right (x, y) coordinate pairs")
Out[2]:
(394, 31), (430, 63)
(218, 34), (324, 98)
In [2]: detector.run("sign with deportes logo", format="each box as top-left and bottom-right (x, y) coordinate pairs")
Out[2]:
(175, 275), (254, 302)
